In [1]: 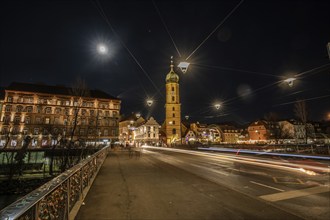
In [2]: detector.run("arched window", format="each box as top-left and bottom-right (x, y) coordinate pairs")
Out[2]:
(172, 128), (176, 134)
(171, 87), (174, 91)
(172, 107), (175, 111)
(172, 96), (175, 102)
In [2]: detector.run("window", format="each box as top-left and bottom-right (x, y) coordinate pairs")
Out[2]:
(172, 128), (176, 134)
(65, 108), (70, 115)
(57, 100), (61, 105)
(55, 108), (61, 114)
(82, 109), (87, 115)
(34, 128), (39, 135)
(36, 117), (41, 124)
(172, 107), (175, 111)
(173, 121), (175, 125)
(4, 116), (10, 124)
(105, 111), (110, 116)
(45, 107), (52, 114)
(172, 96), (175, 102)
(104, 129), (108, 136)
(5, 105), (12, 112)
(172, 113), (175, 117)
(172, 87), (174, 91)
(79, 129), (85, 135)
(7, 96), (13, 102)
(25, 117), (30, 124)
(90, 110), (94, 116)
(65, 100), (70, 106)
(16, 105), (23, 112)
(45, 118), (50, 124)
(37, 106), (42, 113)
(54, 118), (59, 124)
(14, 116), (21, 124)
(26, 106), (33, 112)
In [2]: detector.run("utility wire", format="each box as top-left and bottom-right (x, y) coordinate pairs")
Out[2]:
(152, 0), (182, 58)
(186, 0), (244, 61)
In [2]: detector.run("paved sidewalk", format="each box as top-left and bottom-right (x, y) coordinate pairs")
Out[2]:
(75, 150), (302, 220)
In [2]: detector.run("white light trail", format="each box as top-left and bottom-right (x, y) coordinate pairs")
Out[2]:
(142, 146), (330, 174)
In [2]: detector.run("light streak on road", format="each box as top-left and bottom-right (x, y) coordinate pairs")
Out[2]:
(142, 145), (330, 175)
(198, 147), (330, 160)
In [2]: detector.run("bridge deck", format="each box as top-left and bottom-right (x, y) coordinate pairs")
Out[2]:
(75, 150), (302, 220)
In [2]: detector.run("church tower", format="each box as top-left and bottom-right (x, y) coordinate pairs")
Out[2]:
(165, 57), (181, 145)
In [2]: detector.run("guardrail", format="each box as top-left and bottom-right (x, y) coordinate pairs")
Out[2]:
(0, 146), (109, 220)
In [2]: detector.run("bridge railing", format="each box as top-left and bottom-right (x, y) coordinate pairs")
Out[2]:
(0, 146), (109, 220)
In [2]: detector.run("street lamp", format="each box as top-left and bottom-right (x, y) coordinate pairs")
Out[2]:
(214, 103), (221, 110)
(178, 62), (190, 74)
(147, 99), (153, 107)
(185, 115), (189, 120)
(284, 77), (296, 87)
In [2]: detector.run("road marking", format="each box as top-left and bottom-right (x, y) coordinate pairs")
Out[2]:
(259, 185), (330, 202)
(273, 176), (304, 185)
(250, 181), (284, 192)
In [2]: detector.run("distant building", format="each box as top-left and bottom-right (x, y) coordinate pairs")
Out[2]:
(208, 124), (241, 144)
(247, 120), (268, 143)
(134, 117), (160, 145)
(119, 113), (145, 145)
(0, 82), (121, 148)
(190, 122), (208, 144)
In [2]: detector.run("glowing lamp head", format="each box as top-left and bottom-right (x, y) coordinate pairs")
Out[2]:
(284, 77), (296, 87)
(214, 103), (221, 110)
(135, 113), (141, 119)
(185, 115), (189, 120)
(178, 62), (190, 74)
(97, 44), (108, 54)
(147, 99), (153, 107)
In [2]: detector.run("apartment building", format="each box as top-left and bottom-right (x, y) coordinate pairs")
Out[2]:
(0, 82), (120, 148)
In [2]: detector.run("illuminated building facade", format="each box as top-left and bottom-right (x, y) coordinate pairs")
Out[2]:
(165, 58), (181, 145)
(0, 82), (120, 148)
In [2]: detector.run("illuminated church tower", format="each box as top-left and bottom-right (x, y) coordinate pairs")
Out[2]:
(165, 57), (181, 145)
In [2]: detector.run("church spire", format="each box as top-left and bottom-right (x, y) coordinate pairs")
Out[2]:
(170, 56), (174, 71)
(166, 56), (179, 83)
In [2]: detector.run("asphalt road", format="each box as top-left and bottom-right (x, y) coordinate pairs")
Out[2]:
(76, 148), (329, 220)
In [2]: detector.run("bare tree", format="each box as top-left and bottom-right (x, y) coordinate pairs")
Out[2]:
(61, 78), (90, 171)
(69, 78), (90, 144)
(294, 100), (308, 144)
(264, 112), (280, 143)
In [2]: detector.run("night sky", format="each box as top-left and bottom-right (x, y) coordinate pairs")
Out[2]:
(1, 0), (330, 124)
